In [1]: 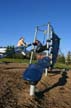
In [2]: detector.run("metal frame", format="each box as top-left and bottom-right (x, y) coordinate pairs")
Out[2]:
(29, 22), (53, 65)
(29, 23), (54, 96)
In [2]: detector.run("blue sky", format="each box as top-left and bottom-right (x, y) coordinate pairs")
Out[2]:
(0, 0), (71, 55)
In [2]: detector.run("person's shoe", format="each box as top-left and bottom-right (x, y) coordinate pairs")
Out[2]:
(21, 51), (26, 56)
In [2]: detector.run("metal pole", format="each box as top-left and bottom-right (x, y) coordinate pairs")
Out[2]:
(29, 51), (34, 64)
(50, 29), (53, 65)
(29, 26), (38, 64)
(45, 23), (50, 76)
(30, 85), (35, 96)
(48, 22), (50, 39)
(45, 68), (48, 76)
(46, 22), (50, 56)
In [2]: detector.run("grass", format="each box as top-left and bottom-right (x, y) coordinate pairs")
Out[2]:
(0, 58), (37, 64)
(54, 62), (71, 69)
(0, 58), (29, 64)
(0, 58), (71, 69)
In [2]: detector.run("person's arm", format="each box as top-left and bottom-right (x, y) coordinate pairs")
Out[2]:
(22, 42), (27, 47)
(20, 40), (27, 47)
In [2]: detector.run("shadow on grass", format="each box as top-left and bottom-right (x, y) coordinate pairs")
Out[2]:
(35, 70), (68, 99)
(48, 70), (61, 76)
(48, 68), (69, 76)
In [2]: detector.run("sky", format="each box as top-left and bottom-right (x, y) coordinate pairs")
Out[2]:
(0, 0), (71, 55)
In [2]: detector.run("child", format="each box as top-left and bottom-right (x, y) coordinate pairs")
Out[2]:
(17, 37), (28, 56)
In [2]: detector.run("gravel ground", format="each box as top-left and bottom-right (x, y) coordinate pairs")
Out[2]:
(0, 63), (71, 108)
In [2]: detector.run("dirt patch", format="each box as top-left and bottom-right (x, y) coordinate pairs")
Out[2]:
(0, 63), (71, 108)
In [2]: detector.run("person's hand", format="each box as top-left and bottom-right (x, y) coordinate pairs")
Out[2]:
(32, 42), (38, 46)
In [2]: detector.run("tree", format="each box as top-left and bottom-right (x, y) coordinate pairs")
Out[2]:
(66, 51), (71, 64)
(57, 54), (65, 63)
(5, 45), (28, 59)
(5, 46), (15, 58)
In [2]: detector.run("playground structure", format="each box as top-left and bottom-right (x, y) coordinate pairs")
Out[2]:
(23, 22), (60, 96)
(0, 22), (60, 96)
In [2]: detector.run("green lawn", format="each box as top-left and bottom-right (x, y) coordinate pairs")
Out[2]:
(0, 58), (36, 64)
(54, 63), (71, 69)
(0, 58), (29, 64)
(0, 58), (71, 69)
